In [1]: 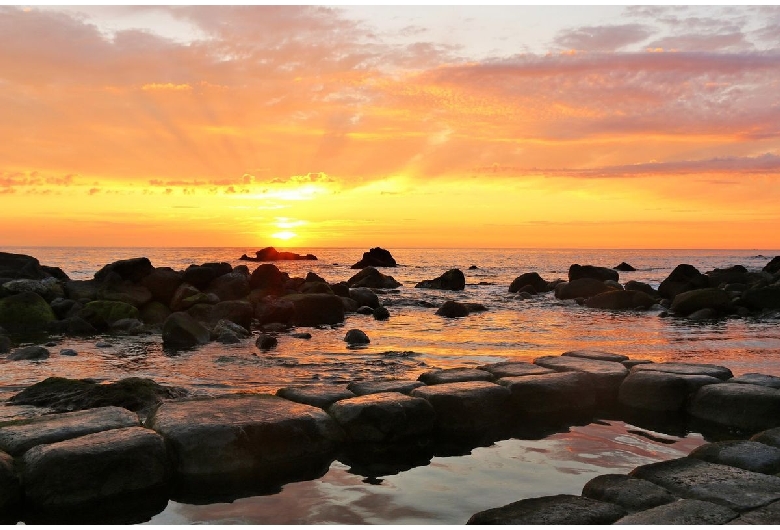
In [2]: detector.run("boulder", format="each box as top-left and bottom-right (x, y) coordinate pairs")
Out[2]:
(569, 264), (619, 282)
(48, 316), (97, 336)
(435, 300), (470, 318)
(467, 494), (626, 525)
(276, 385), (354, 409)
(351, 247), (397, 269)
(181, 265), (218, 289)
(170, 284), (217, 312)
(0, 291), (57, 334)
(94, 257), (154, 284)
(731, 373), (780, 389)
(60, 349), (77, 356)
(533, 355), (628, 405)
(140, 267), (183, 306)
(213, 319), (250, 340)
(0, 406), (139, 456)
(614, 499), (737, 525)
(255, 334), (278, 350)
(763, 256), (780, 274)
(619, 371), (692, 413)
(0, 450), (20, 519)
(139, 301), (171, 326)
(242, 247), (317, 261)
(410, 381), (511, 433)
(341, 297), (360, 313)
(740, 286), (780, 310)
(98, 282), (152, 307)
(752, 427), (780, 447)
(509, 272), (549, 293)
(347, 267), (401, 289)
(373, 306), (390, 320)
(64, 279), (99, 302)
(299, 281), (333, 295)
(344, 329), (370, 345)
(415, 269), (465, 290)
(562, 350), (628, 362)
(22, 427), (168, 511)
(631, 361), (733, 380)
(0, 335), (10, 354)
(348, 288), (379, 309)
(498, 372), (596, 418)
(689, 440), (780, 474)
(1, 278), (64, 301)
(162, 312), (210, 349)
(330, 281), (350, 297)
(670, 287), (732, 316)
(78, 300), (140, 329)
(688, 383), (780, 432)
(614, 262), (637, 272)
(418, 368), (493, 385)
(347, 380), (425, 396)
(255, 297), (295, 325)
(705, 265), (753, 287)
(328, 392), (436, 443)
(284, 293), (345, 326)
(110, 318), (144, 334)
(624, 280), (658, 298)
(50, 297), (77, 319)
(554, 278), (618, 300)
(480, 362), (554, 379)
(658, 264), (709, 300)
(585, 289), (656, 310)
(0, 252), (51, 280)
(205, 272), (250, 302)
(728, 499), (780, 524)
(249, 263), (289, 294)
(147, 395), (343, 481)
(211, 300), (253, 331)
(582, 474), (676, 512)
(8, 345), (50, 361)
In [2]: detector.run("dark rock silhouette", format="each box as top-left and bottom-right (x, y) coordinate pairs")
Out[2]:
(347, 266), (401, 288)
(509, 272), (549, 293)
(416, 269), (465, 290)
(614, 262), (636, 272)
(569, 264), (619, 283)
(763, 256), (780, 275)
(351, 247), (397, 269)
(658, 264), (709, 300)
(240, 247), (317, 262)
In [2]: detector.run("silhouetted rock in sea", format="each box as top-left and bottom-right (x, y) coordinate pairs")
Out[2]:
(569, 264), (619, 283)
(240, 247), (317, 262)
(350, 247), (397, 269)
(763, 256), (780, 275)
(658, 264), (709, 300)
(416, 269), (465, 291)
(347, 266), (401, 289)
(614, 262), (636, 272)
(508, 272), (550, 293)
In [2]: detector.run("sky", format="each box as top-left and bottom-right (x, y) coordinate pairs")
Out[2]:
(1, 5), (780, 249)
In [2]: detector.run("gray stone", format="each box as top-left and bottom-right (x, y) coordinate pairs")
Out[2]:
(727, 499), (780, 524)
(0, 406), (139, 456)
(410, 381), (511, 433)
(632, 361), (733, 380)
(8, 345), (50, 361)
(689, 383), (780, 432)
(276, 384), (354, 409)
(582, 474), (676, 512)
(690, 440), (780, 474)
(534, 355), (628, 405)
(162, 312), (210, 349)
(631, 457), (780, 511)
(480, 361), (554, 379)
(614, 499), (737, 525)
(418, 368), (493, 385)
(752, 427), (780, 448)
(60, 348), (78, 356)
(347, 380), (425, 396)
(22, 426), (167, 510)
(328, 392), (436, 443)
(619, 371), (692, 412)
(344, 329), (370, 345)
(467, 494), (625, 525)
(731, 373), (780, 389)
(498, 372), (595, 416)
(562, 349), (628, 363)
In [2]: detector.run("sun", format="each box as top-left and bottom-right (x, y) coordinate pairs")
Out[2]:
(272, 231), (297, 241)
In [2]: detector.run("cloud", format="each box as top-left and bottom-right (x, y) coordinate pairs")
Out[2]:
(554, 24), (655, 51)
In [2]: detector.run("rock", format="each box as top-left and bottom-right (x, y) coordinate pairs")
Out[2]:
(349, 287), (380, 308)
(0, 335), (11, 354)
(435, 300), (470, 318)
(619, 370), (718, 413)
(255, 333), (278, 350)
(658, 264), (709, 300)
(585, 289), (656, 310)
(8, 345), (50, 361)
(262, 323), (288, 333)
(418, 368), (493, 385)
(498, 372), (596, 418)
(0, 291), (57, 334)
(706, 265), (753, 287)
(328, 392), (436, 443)
(276, 385), (354, 408)
(373, 306), (390, 320)
(344, 329), (370, 345)
(740, 286), (780, 310)
(50, 297), (77, 319)
(299, 281), (333, 295)
(467, 494), (626, 525)
(763, 256), (780, 274)
(181, 265), (218, 289)
(211, 300), (253, 331)
(0, 406), (139, 456)
(139, 301), (171, 326)
(330, 281), (349, 297)
(480, 362), (554, 379)
(215, 330), (241, 344)
(213, 319), (250, 339)
(162, 312), (210, 349)
(731, 373), (780, 389)
(728, 499), (780, 524)
(614, 499), (737, 525)
(98, 282), (152, 307)
(582, 474), (676, 512)
(140, 267), (183, 306)
(0, 450), (20, 518)
(341, 297), (360, 313)
(690, 440), (780, 474)
(410, 381), (511, 433)
(78, 300), (140, 329)
(562, 349), (628, 362)
(0, 251), (51, 280)
(147, 395), (343, 482)
(631, 361), (733, 380)
(60, 348), (77, 356)
(110, 318), (144, 334)
(9, 377), (187, 416)
(688, 383), (780, 432)
(415, 269), (466, 290)
(248, 263), (289, 294)
(508, 272), (549, 293)
(614, 262), (636, 272)
(22, 426), (168, 511)
(291, 332), (312, 339)
(2, 278), (64, 301)
(554, 278), (618, 300)
(351, 247), (397, 269)
(624, 280), (658, 297)
(241, 247), (317, 261)
(670, 287), (732, 316)
(534, 355), (628, 405)
(347, 267), (401, 289)
(94, 257), (153, 283)
(205, 272), (250, 302)
(752, 427), (780, 447)
(687, 308), (716, 320)
(284, 293), (345, 327)
(631, 457), (780, 511)
(347, 380), (425, 396)
(255, 297), (295, 324)
(569, 264), (619, 282)
(64, 279), (98, 302)
(463, 302), (487, 313)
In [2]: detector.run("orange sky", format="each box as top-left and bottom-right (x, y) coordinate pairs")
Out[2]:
(1, 6), (780, 248)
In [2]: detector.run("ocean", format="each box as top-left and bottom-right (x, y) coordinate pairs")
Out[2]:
(2, 246), (779, 523)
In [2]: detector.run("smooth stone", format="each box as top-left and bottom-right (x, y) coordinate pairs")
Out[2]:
(752, 427), (780, 448)
(8, 345), (50, 361)
(569, 264), (619, 282)
(0, 291), (57, 333)
(632, 361), (733, 380)
(508, 272), (549, 293)
(534, 355), (628, 405)
(78, 300), (140, 329)
(410, 381), (511, 433)
(95, 341), (113, 348)
(670, 287), (732, 316)
(498, 372), (595, 417)
(727, 499), (780, 524)
(435, 300), (470, 318)
(689, 440), (780, 474)
(255, 333), (278, 350)
(350, 247), (397, 269)
(344, 329), (370, 345)
(22, 426), (168, 510)
(582, 474), (676, 512)
(276, 385), (354, 409)
(467, 494), (625, 525)
(418, 368), (493, 385)
(688, 383), (780, 432)
(60, 348), (78, 356)
(0, 406), (139, 456)
(555, 278), (618, 300)
(480, 361), (554, 379)
(584, 289), (656, 310)
(630, 457), (780, 511)
(284, 293), (345, 327)
(346, 380), (425, 396)
(731, 373), (780, 389)
(372, 306), (390, 320)
(328, 392), (436, 443)
(346, 266), (401, 289)
(622, 359), (653, 368)
(415, 268), (465, 291)
(619, 371), (716, 413)
(348, 288), (379, 309)
(290, 332), (312, 339)
(614, 499), (737, 525)
(356, 306), (373, 315)
(162, 312), (210, 349)
(562, 349), (628, 363)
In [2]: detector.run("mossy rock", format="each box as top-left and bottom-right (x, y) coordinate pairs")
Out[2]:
(78, 300), (140, 329)
(0, 292), (57, 334)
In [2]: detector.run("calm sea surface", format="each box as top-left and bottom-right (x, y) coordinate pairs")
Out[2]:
(2, 246), (779, 524)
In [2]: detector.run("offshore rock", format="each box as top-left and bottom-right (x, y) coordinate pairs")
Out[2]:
(162, 312), (210, 349)
(569, 264), (619, 282)
(8, 345), (50, 361)
(670, 287), (732, 316)
(555, 278), (618, 300)
(410, 381), (511, 433)
(688, 383), (780, 432)
(467, 494), (625, 525)
(585, 289), (656, 310)
(763, 256), (780, 274)
(435, 300), (470, 318)
(415, 269), (466, 291)
(614, 499), (737, 525)
(276, 385), (354, 409)
(328, 392), (436, 443)
(255, 333), (278, 350)
(0, 291), (57, 334)
(347, 266), (401, 289)
(348, 287), (380, 309)
(582, 474), (676, 512)
(240, 247), (317, 261)
(658, 264), (709, 300)
(418, 368), (493, 385)
(140, 267), (183, 306)
(344, 329), (370, 345)
(689, 440), (780, 474)
(284, 293), (345, 327)
(614, 262), (637, 272)
(373, 306), (390, 320)
(508, 272), (549, 293)
(350, 247), (397, 269)
(624, 280), (658, 298)
(731, 373), (780, 389)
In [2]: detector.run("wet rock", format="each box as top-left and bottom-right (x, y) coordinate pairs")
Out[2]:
(290, 332), (312, 339)
(8, 345), (50, 361)
(670, 287), (732, 316)
(0, 252), (51, 280)
(349, 287), (379, 309)
(140, 267), (182, 306)
(658, 264), (709, 300)
(78, 300), (140, 330)
(690, 440), (780, 474)
(752, 427), (780, 447)
(763, 256), (780, 274)
(615, 499), (737, 525)
(110, 318), (144, 334)
(60, 348), (78, 356)
(22, 426), (168, 511)
(248, 263), (289, 294)
(0, 450), (20, 520)
(261, 322), (288, 333)
(49, 316), (97, 336)
(98, 282), (153, 307)
(730, 373), (780, 389)
(706, 265), (755, 287)
(554, 278), (618, 300)
(347, 380), (425, 396)
(213, 319), (250, 339)
(162, 312), (210, 349)
(64, 279), (98, 302)
(344, 329), (370, 345)
(210, 300), (253, 331)
(0, 406), (139, 456)
(2, 278), (64, 302)
(241, 247), (317, 261)
(205, 272), (250, 302)
(619, 370), (718, 413)
(330, 281), (349, 297)
(562, 349), (628, 363)
(569, 264), (619, 282)
(624, 280), (658, 298)
(94, 257), (153, 284)
(255, 333), (278, 350)
(139, 301), (171, 326)
(373, 306), (390, 320)
(585, 289), (656, 310)
(284, 293), (345, 326)
(689, 383), (780, 432)
(0, 335), (11, 354)
(435, 300), (470, 318)
(299, 281), (333, 295)
(463, 302), (487, 313)
(341, 297), (360, 313)
(347, 266), (401, 289)
(148, 395), (343, 482)
(328, 392), (436, 443)
(582, 474), (676, 512)
(467, 494), (626, 525)
(498, 372), (595, 418)
(50, 297), (77, 319)
(410, 381), (511, 433)
(534, 355), (628, 405)
(614, 262), (636, 272)
(418, 368), (493, 385)
(415, 269), (465, 291)
(277, 385), (354, 408)
(0, 291), (57, 334)
(631, 361), (733, 380)
(728, 499), (780, 524)
(351, 247), (397, 269)
(215, 330), (241, 344)
(480, 361), (554, 379)
(508, 272), (549, 293)
(631, 457), (780, 511)
(740, 285), (780, 310)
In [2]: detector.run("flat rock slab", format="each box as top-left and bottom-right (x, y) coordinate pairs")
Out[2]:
(418, 368), (493, 385)
(618, 371), (720, 413)
(479, 361), (554, 379)
(631, 457), (780, 511)
(410, 381), (511, 433)
(148, 395), (343, 479)
(346, 380), (424, 396)
(328, 392), (435, 443)
(22, 426), (167, 510)
(632, 361), (733, 380)
(582, 473), (676, 512)
(533, 355), (628, 404)
(0, 406), (139, 456)
(689, 383), (780, 432)
(498, 372), (595, 416)
(731, 373), (780, 389)
(689, 440), (780, 474)
(614, 499), (738, 525)
(727, 499), (780, 524)
(275, 385), (354, 409)
(562, 349), (629, 363)
(467, 494), (625, 524)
